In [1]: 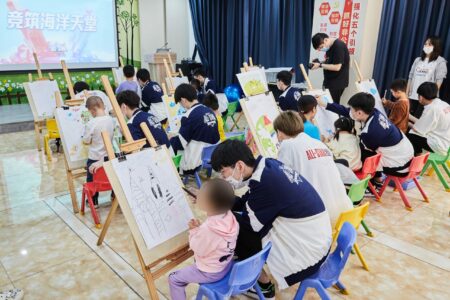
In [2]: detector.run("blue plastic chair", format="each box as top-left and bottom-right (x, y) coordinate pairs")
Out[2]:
(294, 222), (356, 300)
(196, 242), (272, 300)
(201, 144), (218, 178)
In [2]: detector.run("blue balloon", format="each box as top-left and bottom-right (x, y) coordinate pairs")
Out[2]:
(224, 84), (243, 102)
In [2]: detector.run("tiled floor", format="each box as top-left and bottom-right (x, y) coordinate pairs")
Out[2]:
(0, 130), (449, 299)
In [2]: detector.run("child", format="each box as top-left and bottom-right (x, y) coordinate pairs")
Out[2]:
(276, 70), (301, 111)
(136, 68), (167, 123)
(73, 81), (112, 114)
(298, 95), (321, 140)
(170, 84), (220, 173)
(168, 179), (238, 300)
(116, 90), (171, 151)
(115, 65), (141, 98)
(382, 79), (409, 133)
(82, 96), (114, 205)
(203, 93), (226, 141)
(325, 117), (362, 171)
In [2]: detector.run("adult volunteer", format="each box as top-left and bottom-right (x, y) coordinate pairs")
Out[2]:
(407, 36), (447, 118)
(310, 33), (350, 104)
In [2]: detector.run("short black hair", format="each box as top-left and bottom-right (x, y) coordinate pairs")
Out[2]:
(123, 65), (135, 78)
(136, 68), (150, 82)
(211, 140), (256, 171)
(276, 71), (292, 86)
(203, 92), (219, 111)
(390, 79), (407, 92)
(174, 83), (197, 103)
(417, 82), (438, 100)
(190, 78), (201, 90)
(312, 33), (329, 50)
(116, 90), (140, 109)
(334, 117), (355, 141)
(348, 92), (375, 114)
(73, 81), (90, 94)
(193, 68), (207, 78)
(204, 178), (235, 212)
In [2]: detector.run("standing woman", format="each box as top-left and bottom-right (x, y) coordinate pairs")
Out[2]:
(407, 36), (447, 118)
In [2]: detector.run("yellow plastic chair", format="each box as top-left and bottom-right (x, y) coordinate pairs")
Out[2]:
(333, 202), (370, 271)
(44, 118), (60, 161)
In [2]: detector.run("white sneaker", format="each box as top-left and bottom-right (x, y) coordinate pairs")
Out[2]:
(0, 289), (24, 300)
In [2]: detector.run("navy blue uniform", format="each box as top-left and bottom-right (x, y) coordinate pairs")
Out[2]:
(127, 109), (170, 148)
(278, 86), (301, 111)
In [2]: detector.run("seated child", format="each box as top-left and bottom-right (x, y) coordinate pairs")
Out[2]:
(116, 90), (171, 150)
(190, 78), (202, 100)
(203, 93), (226, 141)
(325, 117), (362, 171)
(169, 179), (238, 300)
(276, 70), (301, 111)
(170, 84), (220, 173)
(298, 95), (321, 140)
(136, 68), (167, 123)
(115, 65), (141, 98)
(82, 96), (114, 205)
(382, 79), (409, 133)
(74, 81), (112, 114)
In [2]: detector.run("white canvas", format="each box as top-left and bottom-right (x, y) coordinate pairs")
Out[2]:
(240, 92), (280, 158)
(302, 89), (339, 138)
(23, 80), (61, 120)
(55, 106), (92, 170)
(110, 148), (194, 250)
(165, 76), (189, 91)
(237, 69), (269, 97)
(355, 79), (387, 116)
(162, 95), (185, 133)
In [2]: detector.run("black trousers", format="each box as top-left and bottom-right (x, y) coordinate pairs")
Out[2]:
(359, 144), (410, 178)
(409, 99), (424, 118)
(406, 132), (432, 156)
(328, 87), (346, 104)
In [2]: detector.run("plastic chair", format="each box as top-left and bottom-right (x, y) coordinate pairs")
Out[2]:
(196, 242), (272, 300)
(421, 148), (450, 192)
(378, 153), (430, 211)
(347, 175), (373, 237)
(222, 101), (240, 131)
(43, 118), (60, 161)
(172, 154), (182, 169)
(332, 203), (370, 271)
(354, 153), (382, 201)
(201, 144), (218, 178)
(81, 167), (113, 228)
(225, 131), (246, 141)
(294, 222), (357, 300)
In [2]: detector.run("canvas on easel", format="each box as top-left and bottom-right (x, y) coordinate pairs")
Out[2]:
(302, 89), (339, 139)
(23, 80), (61, 120)
(237, 68), (269, 97)
(240, 92), (280, 158)
(162, 94), (185, 133)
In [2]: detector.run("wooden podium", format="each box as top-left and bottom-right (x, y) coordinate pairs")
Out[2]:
(148, 52), (177, 84)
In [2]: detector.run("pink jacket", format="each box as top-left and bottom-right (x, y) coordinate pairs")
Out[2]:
(189, 211), (239, 273)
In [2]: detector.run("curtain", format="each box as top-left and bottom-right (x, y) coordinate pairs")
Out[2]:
(373, 0), (450, 101)
(189, 0), (314, 88)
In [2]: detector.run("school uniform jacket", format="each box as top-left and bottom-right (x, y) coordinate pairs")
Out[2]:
(278, 86), (301, 111)
(170, 103), (220, 171)
(326, 103), (414, 172)
(198, 78), (220, 103)
(127, 110), (170, 149)
(140, 81), (167, 122)
(235, 156), (332, 289)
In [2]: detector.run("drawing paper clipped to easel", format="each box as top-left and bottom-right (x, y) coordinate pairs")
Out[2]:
(110, 148), (193, 249)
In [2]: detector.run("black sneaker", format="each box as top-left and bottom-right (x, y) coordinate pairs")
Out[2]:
(364, 188), (376, 198)
(246, 281), (275, 299)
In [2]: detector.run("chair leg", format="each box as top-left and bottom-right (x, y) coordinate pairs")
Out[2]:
(44, 136), (52, 161)
(194, 172), (202, 188)
(413, 177), (429, 202)
(368, 181), (381, 202)
(294, 281), (310, 300)
(434, 163), (450, 191)
(314, 282), (332, 300)
(361, 220), (373, 237)
(182, 175), (189, 185)
(335, 280), (349, 295)
(353, 243), (369, 271)
(421, 161), (430, 176)
(254, 283), (265, 300)
(378, 176), (390, 197)
(442, 162), (450, 178)
(81, 189), (86, 215)
(86, 191), (102, 228)
(393, 177), (412, 211)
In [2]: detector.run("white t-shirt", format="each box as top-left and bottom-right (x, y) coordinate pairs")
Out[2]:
(75, 90), (113, 114)
(409, 58), (438, 101)
(150, 102), (168, 123)
(278, 132), (353, 224)
(82, 115), (114, 161)
(326, 133), (362, 171)
(412, 98), (450, 155)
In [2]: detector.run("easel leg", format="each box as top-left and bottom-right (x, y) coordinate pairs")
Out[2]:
(64, 159), (79, 213)
(97, 197), (119, 246)
(135, 241), (160, 300)
(34, 122), (42, 151)
(230, 112), (243, 131)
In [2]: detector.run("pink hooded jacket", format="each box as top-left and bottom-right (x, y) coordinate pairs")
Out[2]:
(189, 211), (239, 273)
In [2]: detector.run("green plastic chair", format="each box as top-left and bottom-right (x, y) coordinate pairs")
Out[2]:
(347, 175), (373, 237)
(222, 102), (240, 131)
(421, 148), (450, 192)
(225, 131), (245, 142)
(172, 154), (182, 169)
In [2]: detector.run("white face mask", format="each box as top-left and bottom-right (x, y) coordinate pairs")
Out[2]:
(320, 47), (329, 52)
(349, 110), (357, 121)
(423, 46), (433, 55)
(225, 167), (246, 190)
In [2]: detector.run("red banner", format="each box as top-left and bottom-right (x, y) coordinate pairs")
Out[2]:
(339, 0), (353, 45)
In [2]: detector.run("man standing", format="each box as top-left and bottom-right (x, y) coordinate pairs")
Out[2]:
(311, 33), (350, 104)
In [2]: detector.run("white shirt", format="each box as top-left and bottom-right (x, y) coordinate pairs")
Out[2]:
(150, 102), (168, 123)
(278, 132), (353, 224)
(75, 90), (113, 114)
(412, 98), (450, 155)
(409, 58), (438, 100)
(326, 132), (362, 171)
(82, 115), (114, 160)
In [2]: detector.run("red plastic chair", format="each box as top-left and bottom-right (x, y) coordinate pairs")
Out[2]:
(378, 153), (430, 211)
(81, 167), (112, 228)
(354, 153), (382, 202)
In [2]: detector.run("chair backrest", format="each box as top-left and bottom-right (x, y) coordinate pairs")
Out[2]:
(172, 154), (182, 169)
(333, 202), (369, 243)
(330, 222), (357, 272)
(227, 101), (239, 116)
(361, 153), (382, 176)
(227, 242), (272, 294)
(347, 175), (371, 203)
(226, 132), (245, 142)
(93, 167), (112, 191)
(46, 118), (58, 132)
(408, 153), (430, 178)
(445, 148), (450, 161)
(201, 144), (218, 166)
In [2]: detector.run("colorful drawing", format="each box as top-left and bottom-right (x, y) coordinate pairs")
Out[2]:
(163, 95), (185, 133)
(355, 79), (387, 116)
(255, 115), (277, 156)
(23, 80), (61, 120)
(302, 89), (339, 139)
(236, 69), (268, 97)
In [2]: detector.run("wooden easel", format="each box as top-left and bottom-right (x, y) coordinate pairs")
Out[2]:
(98, 76), (193, 299)
(299, 63), (314, 90)
(352, 59), (364, 83)
(163, 58), (176, 94)
(167, 53), (179, 77)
